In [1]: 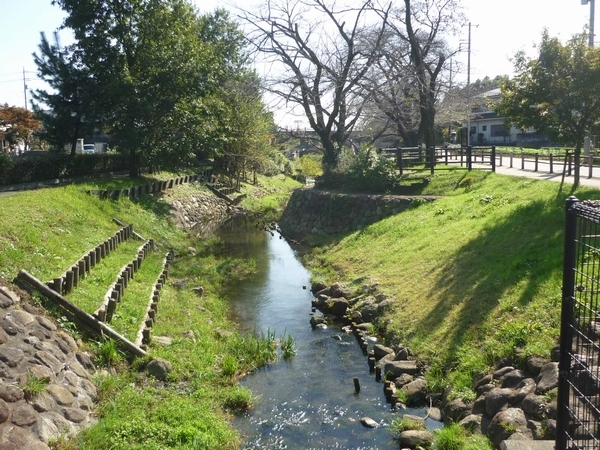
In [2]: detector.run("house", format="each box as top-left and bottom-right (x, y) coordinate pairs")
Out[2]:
(465, 88), (550, 147)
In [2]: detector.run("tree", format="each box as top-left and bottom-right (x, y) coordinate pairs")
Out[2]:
(496, 31), (600, 186)
(52, 0), (226, 176)
(0, 105), (42, 153)
(240, 0), (390, 171)
(32, 32), (99, 155)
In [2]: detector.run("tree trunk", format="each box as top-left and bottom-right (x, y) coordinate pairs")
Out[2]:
(129, 148), (139, 178)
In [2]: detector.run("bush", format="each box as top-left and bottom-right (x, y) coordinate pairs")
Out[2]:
(0, 153), (14, 184)
(322, 145), (402, 193)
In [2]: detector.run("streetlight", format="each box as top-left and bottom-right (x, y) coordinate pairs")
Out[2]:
(582, 0), (595, 47)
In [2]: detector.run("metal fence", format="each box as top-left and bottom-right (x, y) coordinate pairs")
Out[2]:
(558, 196), (600, 450)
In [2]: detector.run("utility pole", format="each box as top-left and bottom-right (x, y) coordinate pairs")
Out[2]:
(22, 67), (28, 111)
(582, 0), (596, 154)
(461, 23), (477, 146)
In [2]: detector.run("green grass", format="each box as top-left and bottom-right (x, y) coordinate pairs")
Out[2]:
(304, 170), (600, 395)
(0, 172), (300, 449)
(239, 173), (302, 221)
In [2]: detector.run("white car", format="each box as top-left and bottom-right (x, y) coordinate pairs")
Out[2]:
(83, 144), (95, 154)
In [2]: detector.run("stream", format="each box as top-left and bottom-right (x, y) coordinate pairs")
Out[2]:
(216, 218), (438, 449)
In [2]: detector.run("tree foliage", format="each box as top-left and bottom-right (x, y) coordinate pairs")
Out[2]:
(39, 1), (272, 177)
(32, 32), (98, 155)
(0, 105), (42, 153)
(496, 31), (600, 186)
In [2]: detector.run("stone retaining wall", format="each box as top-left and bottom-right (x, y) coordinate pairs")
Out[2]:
(279, 189), (438, 237)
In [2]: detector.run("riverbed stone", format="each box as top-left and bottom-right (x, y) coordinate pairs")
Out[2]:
(443, 397), (472, 423)
(34, 316), (56, 332)
(46, 385), (74, 407)
(360, 417), (379, 428)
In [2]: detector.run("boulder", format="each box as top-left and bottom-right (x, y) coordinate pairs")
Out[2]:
(373, 344), (394, 361)
(383, 360), (418, 380)
(398, 430), (434, 448)
(401, 377), (428, 406)
(487, 408), (529, 447)
(443, 398), (472, 423)
(535, 362), (558, 394)
(146, 358), (172, 381)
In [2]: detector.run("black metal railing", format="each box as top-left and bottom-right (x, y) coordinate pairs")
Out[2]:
(558, 196), (600, 450)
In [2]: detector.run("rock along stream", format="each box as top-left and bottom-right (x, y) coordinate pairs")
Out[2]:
(216, 218), (438, 449)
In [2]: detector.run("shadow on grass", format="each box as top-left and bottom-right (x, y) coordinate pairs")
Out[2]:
(415, 190), (580, 366)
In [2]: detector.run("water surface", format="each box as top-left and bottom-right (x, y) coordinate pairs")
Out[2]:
(218, 219), (432, 449)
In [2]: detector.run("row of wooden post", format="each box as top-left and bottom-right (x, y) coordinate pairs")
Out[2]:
(49, 224), (134, 296)
(94, 239), (155, 323)
(87, 170), (213, 200)
(135, 250), (173, 350)
(350, 321), (400, 408)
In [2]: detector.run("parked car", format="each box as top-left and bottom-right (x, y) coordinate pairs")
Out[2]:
(82, 144), (95, 154)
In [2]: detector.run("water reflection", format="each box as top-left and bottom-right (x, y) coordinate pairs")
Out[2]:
(218, 218), (429, 449)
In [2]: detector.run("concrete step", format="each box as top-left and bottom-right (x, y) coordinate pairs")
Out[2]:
(500, 440), (554, 450)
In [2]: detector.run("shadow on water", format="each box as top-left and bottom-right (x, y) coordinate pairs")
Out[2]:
(217, 217), (441, 450)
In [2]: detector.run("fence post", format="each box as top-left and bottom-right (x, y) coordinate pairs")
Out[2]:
(521, 151), (525, 170)
(398, 148), (404, 175)
(467, 146), (472, 170)
(444, 147), (449, 165)
(588, 154), (593, 179)
(550, 154), (554, 174)
(429, 147), (435, 175)
(568, 152), (572, 176)
(556, 196), (579, 450)
(491, 146), (496, 172)
(510, 152), (514, 168)
(534, 153), (539, 172)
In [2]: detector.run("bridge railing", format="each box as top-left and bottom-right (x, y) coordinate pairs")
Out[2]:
(379, 146), (496, 174)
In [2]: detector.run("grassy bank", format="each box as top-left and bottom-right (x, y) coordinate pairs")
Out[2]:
(304, 170), (600, 396)
(0, 173), (300, 449)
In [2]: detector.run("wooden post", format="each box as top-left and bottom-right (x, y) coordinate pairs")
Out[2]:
(78, 259), (86, 280)
(65, 271), (74, 294)
(534, 153), (539, 172)
(375, 365), (382, 382)
(589, 154), (593, 179)
(491, 146), (496, 172)
(53, 277), (63, 295)
(107, 298), (117, 322)
(353, 377), (360, 394)
(142, 327), (152, 344)
(83, 255), (90, 274)
(550, 154), (554, 174)
(72, 265), (79, 288)
(17, 270), (147, 357)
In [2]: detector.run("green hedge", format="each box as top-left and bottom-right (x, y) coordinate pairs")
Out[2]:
(0, 152), (130, 186)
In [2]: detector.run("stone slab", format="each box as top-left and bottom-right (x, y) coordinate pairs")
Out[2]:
(500, 440), (555, 450)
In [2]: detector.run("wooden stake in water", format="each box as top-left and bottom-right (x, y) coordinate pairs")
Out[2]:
(353, 377), (360, 394)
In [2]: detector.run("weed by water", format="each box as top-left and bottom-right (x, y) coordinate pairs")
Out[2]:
(390, 416), (424, 438)
(222, 386), (255, 411)
(433, 423), (492, 450)
(280, 332), (297, 359)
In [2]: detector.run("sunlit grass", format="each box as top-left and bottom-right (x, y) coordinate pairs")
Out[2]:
(305, 170), (600, 395)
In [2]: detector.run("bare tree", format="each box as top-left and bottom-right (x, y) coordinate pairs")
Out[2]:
(368, 0), (462, 148)
(240, 0), (390, 169)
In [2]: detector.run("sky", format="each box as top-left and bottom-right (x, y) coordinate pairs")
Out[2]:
(0, 0), (594, 127)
